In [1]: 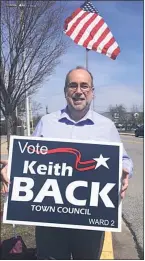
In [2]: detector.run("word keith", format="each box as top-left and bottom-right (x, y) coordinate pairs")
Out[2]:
(23, 160), (73, 176)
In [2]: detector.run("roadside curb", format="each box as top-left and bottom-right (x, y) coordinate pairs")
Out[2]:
(100, 232), (114, 259)
(119, 133), (134, 136)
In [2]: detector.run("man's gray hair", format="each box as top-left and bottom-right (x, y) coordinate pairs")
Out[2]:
(64, 66), (94, 90)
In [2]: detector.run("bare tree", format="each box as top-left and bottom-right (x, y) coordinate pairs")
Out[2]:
(130, 104), (144, 127)
(17, 99), (42, 118)
(108, 104), (144, 130)
(1, 0), (68, 145)
(108, 104), (130, 130)
(108, 104), (127, 123)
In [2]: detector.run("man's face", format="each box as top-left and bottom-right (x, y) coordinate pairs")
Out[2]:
(65, 69), (94, 112)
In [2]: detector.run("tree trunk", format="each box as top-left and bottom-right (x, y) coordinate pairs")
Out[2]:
(5, 114), (14, 150)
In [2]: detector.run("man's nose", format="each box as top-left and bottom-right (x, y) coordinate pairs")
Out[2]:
(75, 85), (83, 93)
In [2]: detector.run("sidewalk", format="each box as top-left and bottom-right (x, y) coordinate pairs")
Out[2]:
(1, 140), (8, 155)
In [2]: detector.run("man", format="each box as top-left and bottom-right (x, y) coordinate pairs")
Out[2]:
(1, 66), (133, 259)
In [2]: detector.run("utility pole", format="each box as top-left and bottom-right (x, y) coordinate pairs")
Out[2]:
(7, 2), (35, 136)
(20, 3), (30, 136)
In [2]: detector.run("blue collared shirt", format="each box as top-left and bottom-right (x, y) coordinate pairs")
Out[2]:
(33, 108), (133, 178)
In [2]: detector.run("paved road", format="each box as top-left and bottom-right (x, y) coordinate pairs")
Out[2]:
(113, 134), (143, 259)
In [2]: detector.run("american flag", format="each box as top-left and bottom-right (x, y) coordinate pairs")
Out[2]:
(64, 1), (120, 60)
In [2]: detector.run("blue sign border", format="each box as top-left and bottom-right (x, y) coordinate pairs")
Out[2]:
(3, 135), (123, 232)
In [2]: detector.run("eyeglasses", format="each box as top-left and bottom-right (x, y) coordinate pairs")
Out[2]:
(67, 82), (93, 91)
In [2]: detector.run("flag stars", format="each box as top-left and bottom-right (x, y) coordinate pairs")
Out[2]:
(82, 1), (98, 14)
(93, 154), (110, 169)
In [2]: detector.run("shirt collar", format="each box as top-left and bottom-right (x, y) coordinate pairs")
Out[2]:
(58, 107), (94, 125)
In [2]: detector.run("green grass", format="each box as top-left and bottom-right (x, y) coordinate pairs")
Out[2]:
(1, 223), (36, 248)
(1, 194), (36, 248)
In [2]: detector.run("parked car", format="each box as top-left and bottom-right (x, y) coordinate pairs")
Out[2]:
(135, 125), (144, 137)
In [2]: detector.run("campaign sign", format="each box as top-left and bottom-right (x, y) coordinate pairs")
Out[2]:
(3, 136), (123, 232)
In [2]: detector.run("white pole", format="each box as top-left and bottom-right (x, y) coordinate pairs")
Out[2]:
(21, 5), (30, 136)
(86, 48), (88, 70)
(30, 100), (33, 132)
(86, 48), (95, 111)
(26, 96), (30, 135)
(15, 106), (18, 117)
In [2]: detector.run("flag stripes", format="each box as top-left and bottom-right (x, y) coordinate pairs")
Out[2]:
(64, 2), (120, 60)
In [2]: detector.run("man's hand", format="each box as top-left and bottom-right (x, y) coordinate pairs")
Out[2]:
(121, 168), (129, 199)
(0, 160), (9, 193)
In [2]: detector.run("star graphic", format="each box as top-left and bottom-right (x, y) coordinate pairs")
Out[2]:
(93, 154), (110, 169)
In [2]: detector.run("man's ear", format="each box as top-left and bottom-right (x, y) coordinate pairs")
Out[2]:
(64, 87), (68, 98)
(92, 88), (95, 99)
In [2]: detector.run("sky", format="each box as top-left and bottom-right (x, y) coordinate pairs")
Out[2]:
(34, 1), (143, 115)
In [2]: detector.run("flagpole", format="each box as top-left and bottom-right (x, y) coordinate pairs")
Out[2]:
(86, 48), (88, 70)
(86, 48), (95, 111)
